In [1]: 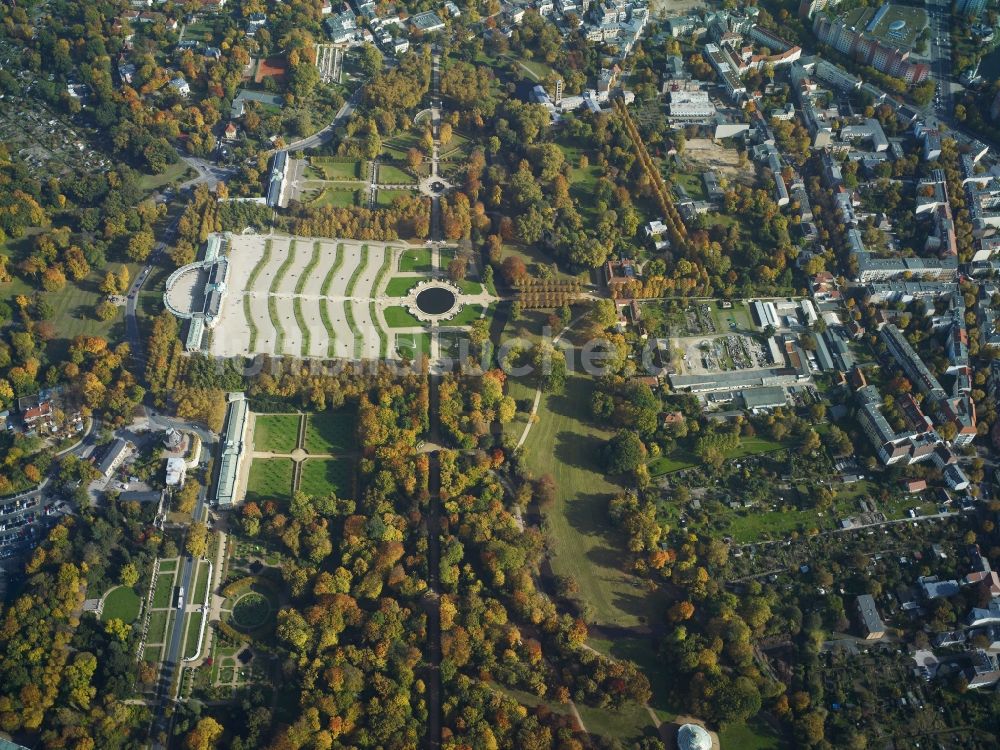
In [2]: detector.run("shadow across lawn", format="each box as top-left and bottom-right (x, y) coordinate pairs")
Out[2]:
(553, 429), (604, 472)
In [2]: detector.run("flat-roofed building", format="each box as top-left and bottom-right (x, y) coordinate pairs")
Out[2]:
(704, 43), (746, 101)
(668, 90), (715, 120)
(741, 387), (787, 410)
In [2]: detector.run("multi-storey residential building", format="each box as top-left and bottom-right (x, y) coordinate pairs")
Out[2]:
(881, 325), (947, 400)
(704, 43), (746, 101)
(813, 13), (929, 83)
(840, 118), (888, 151)
(798, 0), (841, 20)
(956, 0), (987, 17)
(856, 385), (939, 465)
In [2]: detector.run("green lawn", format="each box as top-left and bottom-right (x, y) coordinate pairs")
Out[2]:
(501, 243), (584, 284)
(345, 245), (369, 296)
(376, 188), (416, 208)
(294, 297), (310, 356)
(384, 305), (424, 328)
(183, 611), (203, 660)
(299, 457), (354, 498)
(380, 144), (409, 161)
(147, 610), (169, 644)
(574, 701), (657, 742)
(0, 255), (127, 362)
(378, 164), (417, 185)
(246, 458), (295, 501)
(670, 171), (707, 201)
(320, 243), (345, 296)
(456, 279), (483, 295)
(567, 163), (602, 190)
(438, 132), (472, 160)
(312, 186), (362, 208)
(192, 559), (211, 604)
(718, 717), (785, 749)
(648, 436), (787, 477)
(588, 636), (684, 722)
(371, 246), (393, 296)
(517, 368), (658, 628)
(152, 573), (176, 609)
(451, 303), (489, 326)
(252, 414), (301, 454)
(183, 19), (215, 42)
(723, 506), (827, 544)
(312, 158), (362, 180)
(396, 331), (432, 360)
(137, 161), (193, 192)
(271, 239), (299, 289)
(268, 296), (283, 353)
(398, 247), (432, 272)
(370, 301), (388, 357)
(345, 301), (362, 358)
(244, 295), (258, 351)
(492, 667), (655, 742)
(246, 239), (272, 289)
(295, 242), (322, 294)
(512, 56), (554, 81)
(385, 277), (419, 297)
(158, 559), (177, 573)
(304, 411), (354, 454)
(320, 299), (337, 358)
(101, 586), (141, 623)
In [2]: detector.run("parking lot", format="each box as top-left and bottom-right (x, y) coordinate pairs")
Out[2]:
(0, 489), (66, 560)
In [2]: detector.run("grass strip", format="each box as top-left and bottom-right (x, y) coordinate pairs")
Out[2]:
(268, 297), (284, 354)
(293, 296), (309, 356)
(344, 302), (362, 359)
(370, 301), (387, 357)
(271, 239), (297, 291)
(246, 239), (272, 289)
(345, 244), (369, 297)
(320, 300), (336, 358)
(320, 243), (344, 296)
(371, 247), (393, 296)
(244, 296), (258, 351)
(295, 242), (322, 294)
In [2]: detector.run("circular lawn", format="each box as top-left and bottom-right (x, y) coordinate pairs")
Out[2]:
(100, 586), (141, 623)
(231, 592), (272, 631)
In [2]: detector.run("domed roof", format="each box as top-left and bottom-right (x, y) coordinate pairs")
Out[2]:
(677, 723), (713, 750)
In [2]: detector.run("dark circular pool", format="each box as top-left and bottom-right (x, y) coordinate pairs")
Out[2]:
(416, 286), (457, 315)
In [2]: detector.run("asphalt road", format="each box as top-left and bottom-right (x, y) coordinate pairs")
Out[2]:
(178, 155), (236, 190)
(152, 479), (209, 743)
(925, 0), (954, 123)
(125, 213), (184, 368)
(146, 413), (219, 446)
